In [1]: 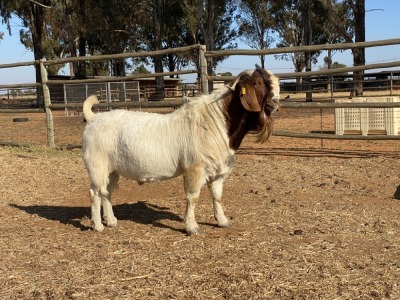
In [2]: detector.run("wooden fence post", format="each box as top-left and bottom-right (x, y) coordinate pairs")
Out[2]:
(40, 60), (55, 148)
(199, 45), (209, 95)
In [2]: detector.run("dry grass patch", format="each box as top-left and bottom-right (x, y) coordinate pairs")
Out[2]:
(1, 143), (400, 299)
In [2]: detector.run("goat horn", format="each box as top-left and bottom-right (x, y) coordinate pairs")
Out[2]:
(243, 69), (255, 75)
(226, 77), (240, 91)
(226, 69), (255, 91)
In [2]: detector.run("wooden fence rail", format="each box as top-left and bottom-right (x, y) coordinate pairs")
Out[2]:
(210, 60), (400, 81)
(205, 38), (400, 58)
(46, 101), (400, 110)
(281, 101), (400, 109)
(2, 38), (400, 148)
(0, 83), (40, 89)
(45, 70), (198, 86)
(273, 131), (400, 140)
(48, 100), (184, 109)
(43, 44), (201, 66)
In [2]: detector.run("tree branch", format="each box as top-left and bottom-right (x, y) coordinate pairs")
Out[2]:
(28, 0), (51, 9)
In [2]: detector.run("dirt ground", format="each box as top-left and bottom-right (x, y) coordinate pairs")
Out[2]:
(1, 106), (400, 299)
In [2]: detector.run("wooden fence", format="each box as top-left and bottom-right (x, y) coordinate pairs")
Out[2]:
(1, 39), (400, 147)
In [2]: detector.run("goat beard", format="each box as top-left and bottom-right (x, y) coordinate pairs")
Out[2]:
(255, 111), (273, 144)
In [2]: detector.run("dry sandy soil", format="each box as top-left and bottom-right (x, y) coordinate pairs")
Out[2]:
(1, 106), (400, 299)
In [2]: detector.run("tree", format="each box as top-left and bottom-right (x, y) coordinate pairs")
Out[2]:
(1, 0), (240, 96)
(83, 0), (144, 77)
(161, 0), (191, 77)
(133, 0), (175, 99)
(319, 0), (352, 70)
(0, 0), (51, 106)
(178, 0), (237, 91)
(149, 0), (166, 99)
(198, 0), (237, 78)
(136, 0), (237, 94)
(48, 0), (147, 78)
(326, 0), (365, 96)
(272, 0), (330, 99)
(133, 64), (151, 74)
(19, 0), (72, 76)
(272, 0), (326, 72)
(273, 0), (329, 73)
(236, 0), (275, 68)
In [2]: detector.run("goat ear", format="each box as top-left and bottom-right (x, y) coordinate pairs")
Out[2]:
(239, 83), (261, 112)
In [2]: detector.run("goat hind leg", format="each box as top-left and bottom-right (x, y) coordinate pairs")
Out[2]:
(90, 187), (104, 232)
(208, 178), (230, 228)
(102, 172), (119, 228)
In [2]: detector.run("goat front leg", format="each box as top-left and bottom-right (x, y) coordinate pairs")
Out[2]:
(183, 164), (206, 235)
(208, 177), (230, 228)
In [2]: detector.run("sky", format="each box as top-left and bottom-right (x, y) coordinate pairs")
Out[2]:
(1, 0), (400, 85)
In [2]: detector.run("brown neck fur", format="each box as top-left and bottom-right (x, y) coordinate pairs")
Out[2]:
(222, 94), (273, 151)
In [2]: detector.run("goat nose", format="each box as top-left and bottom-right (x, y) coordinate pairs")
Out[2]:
(272, 97), (280, 105)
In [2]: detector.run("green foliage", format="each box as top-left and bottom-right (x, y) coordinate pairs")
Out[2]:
(0, 0), (361, 79)
(331, 61), (347, 69)
(133, 64), (151, 74)
(219, 72), (232, 76)
(236, 0), (274, 66)
(272, 0), (331, 72)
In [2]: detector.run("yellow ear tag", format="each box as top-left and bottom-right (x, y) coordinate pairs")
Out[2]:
(241, 87), (246, 95)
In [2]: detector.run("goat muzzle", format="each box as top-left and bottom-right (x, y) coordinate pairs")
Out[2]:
(266, 97), (281, 113)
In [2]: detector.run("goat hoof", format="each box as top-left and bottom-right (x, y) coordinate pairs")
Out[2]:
(218, 221), (231, 228)
(187, 229), (199, 235)
(216, 216), (231, 228)
(107, 217), (118, 228)
(93, 223), (105, 232)
(186, 226), (200, 235)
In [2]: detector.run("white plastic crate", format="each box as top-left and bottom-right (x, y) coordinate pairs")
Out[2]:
(335, 96), (400, 136)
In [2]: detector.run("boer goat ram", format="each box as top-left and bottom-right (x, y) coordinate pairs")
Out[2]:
(82, 68), (280, 234)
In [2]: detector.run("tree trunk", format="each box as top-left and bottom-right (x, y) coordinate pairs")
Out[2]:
(302, 0), (313, 101)
(353, 0), (365, 96)
(76, 36), (87, 78)
(30, 2), (46, 107)
(260, 55), (265, 69)
(327, 49), (332, 92)
(76, 0), (87, 79)
(167, 53), (175, 78)
(153, 0), (164, 100)
(206, 0), (215, 93)
(111, 59), (125, 77)
(325, 0), (365, 97)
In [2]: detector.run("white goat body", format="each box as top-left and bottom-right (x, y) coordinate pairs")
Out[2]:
(82, 68), (280, 234)
(83, 91), (233, 185)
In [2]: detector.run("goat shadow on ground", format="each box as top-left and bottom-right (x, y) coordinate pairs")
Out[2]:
(393, 185), (400, 200)
(9, 201), (185, 233)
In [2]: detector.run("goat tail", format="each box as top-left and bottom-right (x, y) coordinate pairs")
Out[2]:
(83, 95), (99, 123)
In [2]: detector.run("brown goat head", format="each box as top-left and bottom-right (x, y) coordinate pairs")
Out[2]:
(223, 68), (280, 150)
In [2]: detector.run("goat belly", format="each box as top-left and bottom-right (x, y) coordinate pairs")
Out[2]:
(83, 109), (187, 182)
(114, 154), (184, 183)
